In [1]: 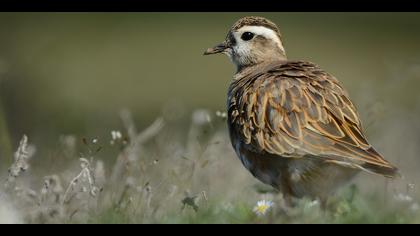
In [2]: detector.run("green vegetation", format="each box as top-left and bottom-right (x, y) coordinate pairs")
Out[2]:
(0, 111), (419, 224)
(0, 98), (12, 167)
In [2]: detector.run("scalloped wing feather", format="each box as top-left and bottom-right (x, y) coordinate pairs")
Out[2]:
(228, 61), (398, 177)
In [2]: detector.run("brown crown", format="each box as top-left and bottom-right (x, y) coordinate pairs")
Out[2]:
(231, 16), (282, 39)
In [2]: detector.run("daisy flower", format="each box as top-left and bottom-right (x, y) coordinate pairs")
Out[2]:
(253, 200), (273, 216)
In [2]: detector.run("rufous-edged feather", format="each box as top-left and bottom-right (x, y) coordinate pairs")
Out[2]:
(228, 60), (399, 178)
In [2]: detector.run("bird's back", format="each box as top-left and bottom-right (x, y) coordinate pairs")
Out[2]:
(227, 60), (398, 180)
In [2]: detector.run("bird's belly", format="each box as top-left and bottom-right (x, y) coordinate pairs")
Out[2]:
(232, 139), (359, 199)
(232, 139), (288, 190)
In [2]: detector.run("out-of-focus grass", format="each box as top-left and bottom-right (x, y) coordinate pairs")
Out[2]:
(1, 13), (420, 141)
(0, 98), (12, 168)
(81, 188), (420, 224)
(85, 182), (420, 224)
(1, 110), (419, 224)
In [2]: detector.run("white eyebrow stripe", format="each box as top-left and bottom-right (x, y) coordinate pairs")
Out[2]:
(237, 25), (285, 54)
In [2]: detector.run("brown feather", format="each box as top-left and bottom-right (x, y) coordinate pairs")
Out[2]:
(228, 60), (398, 177)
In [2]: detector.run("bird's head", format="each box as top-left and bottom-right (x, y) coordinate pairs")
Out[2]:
(204, 16), (287, 72)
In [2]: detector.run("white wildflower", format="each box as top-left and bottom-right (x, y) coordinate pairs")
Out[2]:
(253, 200), (273, 216)
(111, 130), (122, 140)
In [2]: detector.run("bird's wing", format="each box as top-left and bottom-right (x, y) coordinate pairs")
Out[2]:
(228, 61), (398, 177)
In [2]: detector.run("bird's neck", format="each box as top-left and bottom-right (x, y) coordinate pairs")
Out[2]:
(235, 57), (288, 77)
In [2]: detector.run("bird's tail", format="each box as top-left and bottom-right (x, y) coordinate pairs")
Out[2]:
(361, 162), (400, 178)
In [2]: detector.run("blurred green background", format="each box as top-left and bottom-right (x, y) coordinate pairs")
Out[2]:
(0, 13), (420, 179)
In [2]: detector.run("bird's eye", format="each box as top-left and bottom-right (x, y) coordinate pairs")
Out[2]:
(241, 32), (254, 41)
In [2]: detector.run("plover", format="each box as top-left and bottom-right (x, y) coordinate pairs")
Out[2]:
(204, 16), (399, 206)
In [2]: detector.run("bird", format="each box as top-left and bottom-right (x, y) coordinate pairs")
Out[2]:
(203, 16), (399, 206)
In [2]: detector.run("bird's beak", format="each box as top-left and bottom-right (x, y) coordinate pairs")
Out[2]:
(203, 42), (228, 55)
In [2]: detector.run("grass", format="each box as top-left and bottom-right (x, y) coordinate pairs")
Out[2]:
(0, 109), (419, 224)
(55, 186), (420, 224)
(0, 98), (12, 167)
